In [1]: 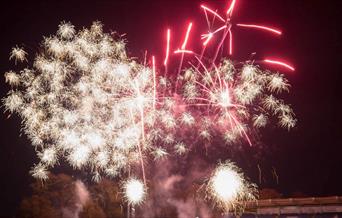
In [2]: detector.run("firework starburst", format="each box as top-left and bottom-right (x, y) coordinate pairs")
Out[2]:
(206, 161), (257, 212)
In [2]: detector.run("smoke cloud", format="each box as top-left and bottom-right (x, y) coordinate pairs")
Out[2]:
(62, 180), (90, 218)
(141, 157), (214, 218)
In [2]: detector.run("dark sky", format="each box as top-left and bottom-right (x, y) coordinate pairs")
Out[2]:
(0, 0), (341, 216)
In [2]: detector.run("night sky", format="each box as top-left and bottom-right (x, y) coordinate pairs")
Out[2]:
(0, 0), (341, 216)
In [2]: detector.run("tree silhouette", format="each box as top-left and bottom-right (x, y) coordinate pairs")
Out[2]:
(17, 174), (124, 218)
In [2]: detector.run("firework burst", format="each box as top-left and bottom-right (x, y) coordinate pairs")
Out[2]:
(3, 21), (158, 182)
(3, 0), (297, 214)
(123, 178), (146, 205)
(206, 161), (257, 213)
(177, 60), (296, 146)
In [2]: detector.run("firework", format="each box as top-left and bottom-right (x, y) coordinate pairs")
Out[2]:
(264, 59), (296, 71)
(9, 46), (27, 63)
(163, 29), (171, 71)
(3, 0), (297, 214)
(3, 21), (158, 181)
(206, 162), (257, 212)
(236, 24), (282, 35)
(176, 22), (194, 88)
(177, 60), (296, 146)
(123, 178), (146, 205)
(168, 0), (297, 146)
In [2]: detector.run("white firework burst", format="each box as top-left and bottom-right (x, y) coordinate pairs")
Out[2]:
(3, 22), (159, 181)
(9, 46), (27, 63)
(206, 162), (257, 212)
(123, 178), (146, 205)
(179, 62), (296, 146)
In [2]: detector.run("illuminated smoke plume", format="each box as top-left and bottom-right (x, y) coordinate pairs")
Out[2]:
(62, 180), (90, 218)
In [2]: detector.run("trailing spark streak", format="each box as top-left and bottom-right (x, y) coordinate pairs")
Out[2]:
(264, 59), (295, 71)
(174, 49), (194, 54)
(152, 56), (156, 111)
(181, 22), (193, 49)
(227, 0), (237, 16)
(198, 1), (290, 66)
(201, 5), (226, 22)
(164, 29), (171, 67)
(202, 32), (213, 46)
(176, 22), (194, 90)
(237, 24), (282, 35)
(201, 25), (227, 46)
(229, 29), (233, 55)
